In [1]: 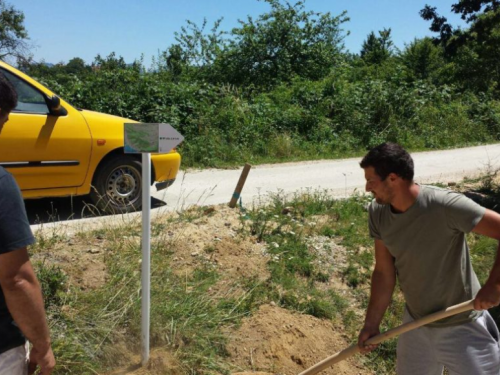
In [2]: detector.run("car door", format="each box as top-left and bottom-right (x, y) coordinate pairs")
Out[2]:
(0, 67), (92, 191)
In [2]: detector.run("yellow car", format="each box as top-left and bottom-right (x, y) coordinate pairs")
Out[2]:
(0, 61), (181, 214)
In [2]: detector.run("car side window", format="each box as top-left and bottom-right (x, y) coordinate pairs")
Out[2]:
(0, 69), (49, 114)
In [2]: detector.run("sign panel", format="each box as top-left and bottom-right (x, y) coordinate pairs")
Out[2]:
(124, 123), (184, 153)
(159, 123), (184, 153)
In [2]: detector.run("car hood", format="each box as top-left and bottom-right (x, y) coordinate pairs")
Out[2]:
(80, 109), (138, 139)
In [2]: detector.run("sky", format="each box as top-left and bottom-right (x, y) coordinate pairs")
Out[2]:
(14, 0), (468, 66)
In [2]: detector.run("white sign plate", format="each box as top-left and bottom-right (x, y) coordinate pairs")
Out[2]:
(159, 123), (184, 153)
(124, 123), (184, 153)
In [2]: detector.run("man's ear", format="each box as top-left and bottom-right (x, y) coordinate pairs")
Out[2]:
(387, 173), (399, 183)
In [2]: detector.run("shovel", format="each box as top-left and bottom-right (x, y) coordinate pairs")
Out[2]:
(299, 299), (475, 375)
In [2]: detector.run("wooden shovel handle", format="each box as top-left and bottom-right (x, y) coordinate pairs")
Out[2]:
(298, 300), (475, 375)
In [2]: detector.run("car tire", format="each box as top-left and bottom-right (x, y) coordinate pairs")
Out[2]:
(90, 155), (143, 214)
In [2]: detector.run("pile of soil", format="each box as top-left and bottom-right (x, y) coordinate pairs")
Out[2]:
(42, 205), (372, 374)
(225, 304), (372, 375)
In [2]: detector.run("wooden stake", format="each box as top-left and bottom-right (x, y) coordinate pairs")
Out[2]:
(299, 300), (475, 375)
(229, 163), (252, 208)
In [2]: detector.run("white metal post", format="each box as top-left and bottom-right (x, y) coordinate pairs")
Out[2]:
(141, 153), (151, 366)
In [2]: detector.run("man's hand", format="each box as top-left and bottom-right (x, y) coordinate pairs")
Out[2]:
(357, 325), (380, 354)
(28, 345), (55, 375)
(474, 281), (500, 311)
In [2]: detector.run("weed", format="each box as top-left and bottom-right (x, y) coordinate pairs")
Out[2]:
(35, 261), (67, 310)
(342, 263), (362, 288)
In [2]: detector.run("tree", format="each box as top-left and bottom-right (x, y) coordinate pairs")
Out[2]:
(92, 53), (137, 71)
(161, 0), (349, 88)
(65, 57), (90, 75)
(360, 28), (394, 65)
(0, 0), (30, 61)
(420, 1), (500, 94)
(400, 37), (445, 82)
(163, 18), (226, 80)
(173, 18), (226, 68)
(420, 1), (500, 93)
(220, 0), (348, 87)
(420, 0), (499, 54)
(164, 44), (188, 78)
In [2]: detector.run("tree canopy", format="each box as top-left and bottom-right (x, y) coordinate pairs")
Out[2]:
(0, 0), (29, 61)
(360, 28), (394, 65)
(163, 0), (349, 89)
(421, 0), (500, 93)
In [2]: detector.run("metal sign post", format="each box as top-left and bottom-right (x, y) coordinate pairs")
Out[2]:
(124, 123), (184, 366)
(141, 152), (151, 365)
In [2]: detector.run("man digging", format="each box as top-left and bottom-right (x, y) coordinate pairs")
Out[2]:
(358, 142), (500, 374)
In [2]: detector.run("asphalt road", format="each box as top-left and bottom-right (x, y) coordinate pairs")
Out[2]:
(28, 143), (500, 230)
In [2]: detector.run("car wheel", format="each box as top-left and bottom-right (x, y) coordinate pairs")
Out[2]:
(90, 156), (142, 214)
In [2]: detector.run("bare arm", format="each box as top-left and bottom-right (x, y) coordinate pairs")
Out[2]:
(472, 209), (500, 311)
(0, 247), (55, 374)
(358, 238), (396, 353)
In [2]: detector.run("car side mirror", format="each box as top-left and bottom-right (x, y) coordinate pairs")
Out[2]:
(45, 95), (68, 116)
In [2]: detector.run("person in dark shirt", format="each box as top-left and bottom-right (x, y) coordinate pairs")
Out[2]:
(0, 73), (55, 374)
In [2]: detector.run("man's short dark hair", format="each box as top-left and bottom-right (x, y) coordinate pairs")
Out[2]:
(360, 142), (414, 181)
(0, 72), (18, 115)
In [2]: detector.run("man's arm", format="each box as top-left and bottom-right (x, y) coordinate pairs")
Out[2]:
(472, 209), (500, 311)
(358, 238), (396, 353)
(0, 247), (55, 374)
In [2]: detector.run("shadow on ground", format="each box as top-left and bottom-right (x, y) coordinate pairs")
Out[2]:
(24, 196), (167, 225)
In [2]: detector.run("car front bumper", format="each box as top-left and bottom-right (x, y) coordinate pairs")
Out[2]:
(155, 179), (176, 191)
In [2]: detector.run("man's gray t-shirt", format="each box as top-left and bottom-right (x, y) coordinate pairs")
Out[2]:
(368, 185), (485, 326)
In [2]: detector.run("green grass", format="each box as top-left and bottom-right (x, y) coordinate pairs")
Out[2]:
(34, 181), (500, 375)
(182, 139), (500, 170)
(40, 234), (264, 374)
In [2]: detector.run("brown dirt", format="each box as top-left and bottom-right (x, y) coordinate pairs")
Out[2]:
(225, 304), (372, 375)
(46, 205), (372, 375)
(105, 348), (183, 375)
(168, 220), (268, 280)
(155, 205), (270, 297)
(32, 236), (109, 290)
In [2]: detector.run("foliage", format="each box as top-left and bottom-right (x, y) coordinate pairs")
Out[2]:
(11, 0), (500, 168)
(216, 0), (349, 88)
(0, 0), (29, 62)
(35, 261), (67, 310)
(399, 37), (446, 83)
(421, 0), (500, 95)
(170, 18), (226, 75)
(361, 28), (394, 65)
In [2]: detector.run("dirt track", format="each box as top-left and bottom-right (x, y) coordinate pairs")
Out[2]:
(30, 143), (500, 233)
(157, 143), (500, 208)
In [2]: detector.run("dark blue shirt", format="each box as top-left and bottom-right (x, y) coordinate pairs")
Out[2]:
(0, 167), (35, 354)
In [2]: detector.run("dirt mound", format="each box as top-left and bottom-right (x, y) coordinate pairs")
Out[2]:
(160, 205), (270, 296)
(32, 236), (109, 290)
(225, 304), (372, 375)
(105, 348), (183, 375)
(41, 204), (374, 374)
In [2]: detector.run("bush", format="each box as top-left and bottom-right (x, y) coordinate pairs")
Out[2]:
(24, 47), (500, 168)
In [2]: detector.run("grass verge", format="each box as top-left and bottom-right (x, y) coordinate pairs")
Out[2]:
(31, 176), (500, 375)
